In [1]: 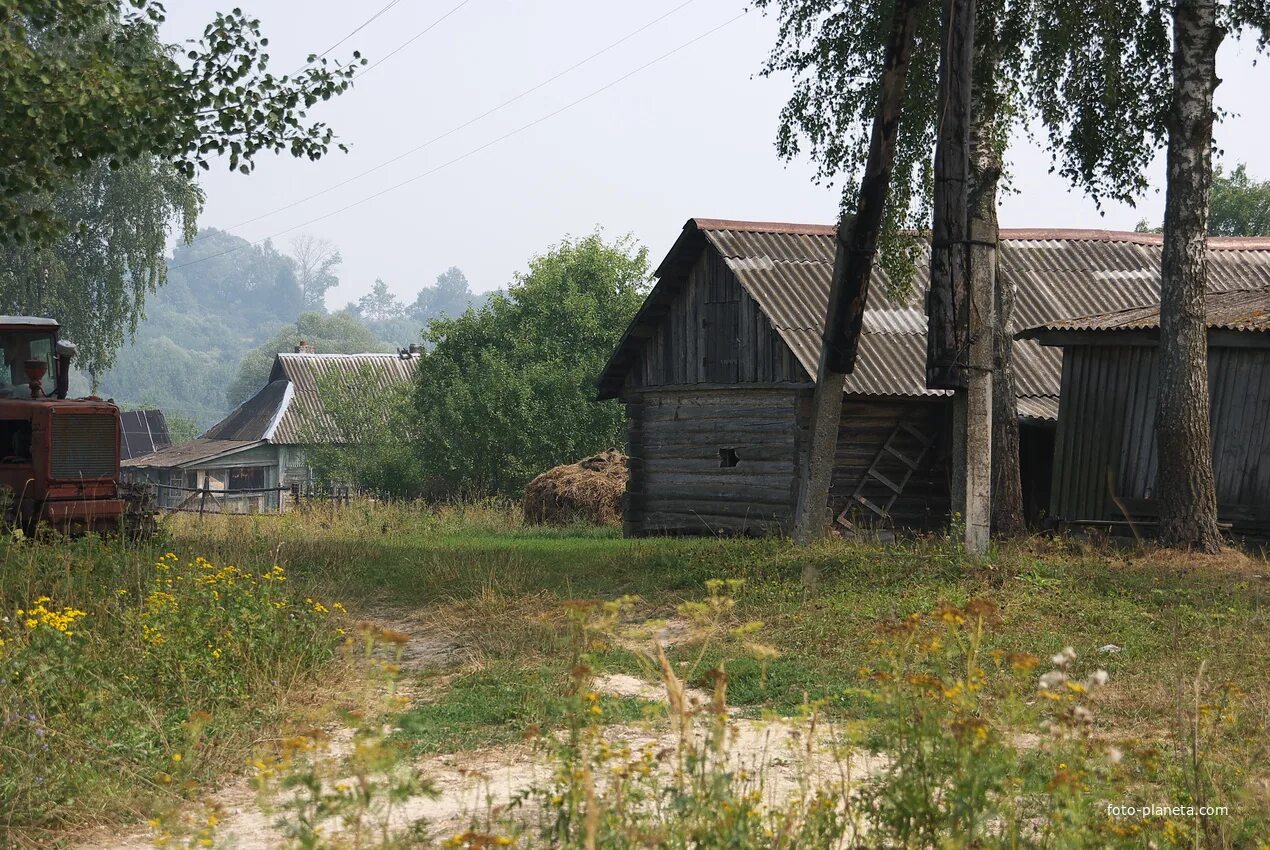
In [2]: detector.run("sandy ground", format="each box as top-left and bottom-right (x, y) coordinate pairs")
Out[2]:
(73, 618), (875, 850)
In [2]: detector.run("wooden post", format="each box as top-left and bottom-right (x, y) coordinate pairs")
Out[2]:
(199, 485), (209, 518)
(926, 0), (990, 553)
(792, 0), (927, 556)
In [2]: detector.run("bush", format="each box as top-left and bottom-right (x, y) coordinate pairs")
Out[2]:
(0, 543), (345, 840)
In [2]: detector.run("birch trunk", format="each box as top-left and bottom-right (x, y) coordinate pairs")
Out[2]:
(1156, 0), (1223, 552)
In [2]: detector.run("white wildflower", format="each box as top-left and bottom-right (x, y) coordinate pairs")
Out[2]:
(1085, 669), (1110, 688)
(1071, 705), (1093, 724)
(1106, 745), (1123, 764)
(1051, 646), (1077, 667)
(1038, 670), (1067, 690)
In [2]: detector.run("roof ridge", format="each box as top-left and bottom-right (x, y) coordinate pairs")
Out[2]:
(689, 218), (1270, 250)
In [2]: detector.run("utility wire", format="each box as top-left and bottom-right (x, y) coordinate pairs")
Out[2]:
(354, 0), (476, 79)
(170, 10), (747, 273)
(218, 0), (701, 234)
(311, 0), (410, 64)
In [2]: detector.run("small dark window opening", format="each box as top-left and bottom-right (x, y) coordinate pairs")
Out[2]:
(719, 448), (740, 468)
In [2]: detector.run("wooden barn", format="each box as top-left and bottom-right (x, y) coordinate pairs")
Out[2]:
(1018, 287), (1270, 539)
(596, 219), (1270, 537)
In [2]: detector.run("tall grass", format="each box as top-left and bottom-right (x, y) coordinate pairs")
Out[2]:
(0, 535), (346, 846)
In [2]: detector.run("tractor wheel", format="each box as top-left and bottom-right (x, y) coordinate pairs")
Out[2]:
(120, 482), (158, 540)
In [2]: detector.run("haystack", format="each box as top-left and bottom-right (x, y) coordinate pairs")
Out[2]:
(523, 450), (627, 526)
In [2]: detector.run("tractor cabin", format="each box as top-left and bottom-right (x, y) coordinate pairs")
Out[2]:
(596, 219), (1270, 537)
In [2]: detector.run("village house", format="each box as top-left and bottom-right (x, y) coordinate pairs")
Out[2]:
(123, 348), (418, 511)
(1018, 286), (1270, 539)
(596, 219), (1270, 537)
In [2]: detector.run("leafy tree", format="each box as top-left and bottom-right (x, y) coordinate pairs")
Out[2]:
(1209, 163), (1270, 237)
(757, 0), (1033, 533)
(303, 366), (425, 497)
(1140, 163), (1270, 237)
(1030, 1), (1269, 550)
(408, 232), (650, 496)
(356, 278), (404, 322)
(411, 266), (483, 323)
(226, 311), (388, 408)
(1, 1), (363, 242)
(99, 229), (312, 426)
(0, 156), (201, 379)
(290, 234), (342, 312)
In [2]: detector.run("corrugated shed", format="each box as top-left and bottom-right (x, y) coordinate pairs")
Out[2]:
(601, 219), (1270, 419)
(1020, 287), (1270, 335)
(119, 410), (171, 460)
(267, 352), (419, 444)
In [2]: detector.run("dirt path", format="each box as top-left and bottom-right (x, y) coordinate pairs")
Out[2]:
(73, 615), (874, 850)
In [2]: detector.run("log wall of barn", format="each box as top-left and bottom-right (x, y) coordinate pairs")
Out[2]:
(825, 397), (951, 532)
(1050, 341), (1270, 536)
(624, 388), (805, 536)
(624, 250), (808, 390)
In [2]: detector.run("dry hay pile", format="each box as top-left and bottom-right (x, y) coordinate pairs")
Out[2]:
(523, 450), (627, 526)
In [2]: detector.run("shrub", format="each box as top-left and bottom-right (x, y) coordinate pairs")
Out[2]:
(0, 548), (345, 839)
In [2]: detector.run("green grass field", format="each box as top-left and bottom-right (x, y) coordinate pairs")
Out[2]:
(3, 501), (1267, 846)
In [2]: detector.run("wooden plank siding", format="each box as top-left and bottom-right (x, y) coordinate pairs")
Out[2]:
(623, 250), (808, 391)
(1050, 344), (1270, 537)
(825, 397), (951, 532)
(619, 246), (961, 537)
(625, 388), (804, 536)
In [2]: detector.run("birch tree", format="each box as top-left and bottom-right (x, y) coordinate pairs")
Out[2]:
(1030, 0), (1268, 551)
(758, 0), (1031, 534)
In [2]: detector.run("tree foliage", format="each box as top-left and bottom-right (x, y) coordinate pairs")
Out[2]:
(411, 266), (485, 323)
(0, 156), (201, 378)
(290, 234), (342, 312)
(302, 366), (425, 498)
(1, 0), (364, 242)
(1208, 163), (1270, 237)
(355, 278), (404, 322)
(226, 311), (389, 409)
(98, 229), (305, 426)
(319, 233), (649, 497)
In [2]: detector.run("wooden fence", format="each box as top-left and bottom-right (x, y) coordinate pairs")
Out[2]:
(144, 482), (353, 515)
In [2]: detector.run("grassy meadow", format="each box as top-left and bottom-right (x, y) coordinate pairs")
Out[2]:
(1, 501), (1267, 847)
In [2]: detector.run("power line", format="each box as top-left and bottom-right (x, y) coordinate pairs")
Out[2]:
(170, 10), (747, 273)
(310, 0), (410, 64)
(219, 0), (701, 234)
(354, 0), (476, 79)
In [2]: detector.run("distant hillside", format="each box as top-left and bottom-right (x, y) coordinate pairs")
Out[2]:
(99, 230), (488, 430)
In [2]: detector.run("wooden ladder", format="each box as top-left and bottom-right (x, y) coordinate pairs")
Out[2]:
(837, 422), (938, 532)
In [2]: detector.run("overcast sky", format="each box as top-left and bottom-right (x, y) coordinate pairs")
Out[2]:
(161, 1), (1270, 309)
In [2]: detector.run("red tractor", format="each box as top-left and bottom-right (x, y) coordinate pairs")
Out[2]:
(0, 316), (133, 534)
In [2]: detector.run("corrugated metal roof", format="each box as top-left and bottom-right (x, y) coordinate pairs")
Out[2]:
(267, 352), (419, 444)
(1020, 287), (1270, 335)
(202, 379), (291, 442)
(122, 439), (263, 469)
(119, 410), (171, 460)
(601, 219), (1270, 420)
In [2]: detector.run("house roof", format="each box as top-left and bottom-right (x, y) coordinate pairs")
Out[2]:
(188, 351), (419, 448)
(119, 409), (171, 460)
(202, 379), (293, 442)
(1018, 286), (1270, 338)
(598, 219), (1270, 417)
(266, 352), (420, 444)
(122, 439), (264, 470)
